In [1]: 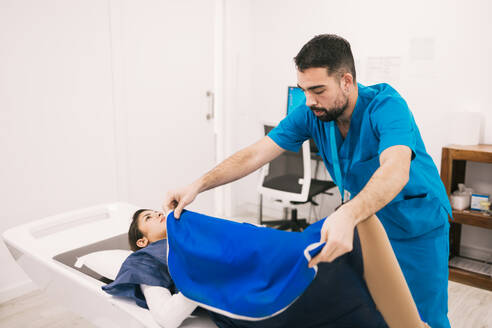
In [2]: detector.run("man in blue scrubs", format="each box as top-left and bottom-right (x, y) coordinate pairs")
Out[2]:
(164, 34), (451, 328)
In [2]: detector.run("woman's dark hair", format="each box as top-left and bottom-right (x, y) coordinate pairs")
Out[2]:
(294, 34), (356, 82)
(128, 209), (150, 252)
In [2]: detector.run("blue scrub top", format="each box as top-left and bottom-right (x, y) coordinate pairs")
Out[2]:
(269, 83), (452, 240)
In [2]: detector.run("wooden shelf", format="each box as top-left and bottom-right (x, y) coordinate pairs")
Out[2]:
(440, 144), (492, 291)
(444, 144), (492, 163)
(450, 210), (492, 229)
(449, 266), (492, 291)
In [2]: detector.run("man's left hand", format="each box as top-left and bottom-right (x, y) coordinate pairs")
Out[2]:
(308, 206), (357, 268)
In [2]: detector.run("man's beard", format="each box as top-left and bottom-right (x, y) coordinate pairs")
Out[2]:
(310, 98), (349, 122)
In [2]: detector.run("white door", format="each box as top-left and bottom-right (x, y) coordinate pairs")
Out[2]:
(112, 0), (216, 212)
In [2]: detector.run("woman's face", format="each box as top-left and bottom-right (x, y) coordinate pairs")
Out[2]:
(136, 210), (167, 248)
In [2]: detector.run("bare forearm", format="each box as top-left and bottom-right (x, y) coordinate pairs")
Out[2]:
(343, 146), (411, 225)
(196, 147), (258, 192)
(195, 136), (283, 193)
(164, 137), (284, 217)
(308, 146), (413, 272)
(344, 163), (408, 224)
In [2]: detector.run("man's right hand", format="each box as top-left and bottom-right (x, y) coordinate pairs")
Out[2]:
(163, 182), (201, 219)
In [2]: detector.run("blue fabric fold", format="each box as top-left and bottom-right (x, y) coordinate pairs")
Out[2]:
(101, 210), (387, 327)
(166, 210), (326, 320)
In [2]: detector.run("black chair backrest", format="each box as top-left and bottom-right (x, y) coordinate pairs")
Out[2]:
(262, 125), (304, 194)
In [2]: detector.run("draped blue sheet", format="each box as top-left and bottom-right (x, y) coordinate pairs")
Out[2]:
(103, 210), (387, 327)
(166, 210), (325, 320)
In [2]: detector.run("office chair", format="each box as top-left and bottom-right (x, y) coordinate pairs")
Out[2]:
(258, 125), (336, 231)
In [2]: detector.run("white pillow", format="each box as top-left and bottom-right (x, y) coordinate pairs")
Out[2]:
(75, 249), (132, 280)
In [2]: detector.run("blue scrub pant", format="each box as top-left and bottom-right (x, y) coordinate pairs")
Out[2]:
(390, 222), (450, 328)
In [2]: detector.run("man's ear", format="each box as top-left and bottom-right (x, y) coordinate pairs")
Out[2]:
(340, 73), (353, 93)
(136, 237), (149, 248)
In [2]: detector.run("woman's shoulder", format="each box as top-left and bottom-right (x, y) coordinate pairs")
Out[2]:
(102, 238), (177, 307)
(128, 239), (168, 264)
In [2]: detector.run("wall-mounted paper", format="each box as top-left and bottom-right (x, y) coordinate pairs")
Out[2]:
(365, 56), (401, 85)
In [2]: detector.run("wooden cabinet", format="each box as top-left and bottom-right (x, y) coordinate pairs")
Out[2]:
(440, 144), (492, 291)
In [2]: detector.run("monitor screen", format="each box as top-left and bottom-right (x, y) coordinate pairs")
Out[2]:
(286, 86), (308, 115)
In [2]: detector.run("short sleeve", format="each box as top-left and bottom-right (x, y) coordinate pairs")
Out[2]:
(370, 96), (416, 160)
(102, 249), (176, 309)
(268, 106), (311, 152)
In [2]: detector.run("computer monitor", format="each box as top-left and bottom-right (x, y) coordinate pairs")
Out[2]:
(286, 86), (320, 154)
(286, 86), (308, 115)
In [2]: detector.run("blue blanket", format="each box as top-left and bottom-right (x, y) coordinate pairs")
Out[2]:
(166, 210), (325, 320)
(103, 210), (387, 327)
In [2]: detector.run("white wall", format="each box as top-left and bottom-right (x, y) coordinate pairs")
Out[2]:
(226, 0), (492, 254)
(0, 0), (217, 302)
(0, 0), (118, 298)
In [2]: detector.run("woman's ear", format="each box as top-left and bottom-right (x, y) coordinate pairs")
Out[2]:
(136, 237), (149, 248)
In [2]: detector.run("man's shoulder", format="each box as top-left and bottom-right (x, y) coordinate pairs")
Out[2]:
(360, 82), (403, 100)
(280, 104), (318, 132)
(359, 83), (409, 115)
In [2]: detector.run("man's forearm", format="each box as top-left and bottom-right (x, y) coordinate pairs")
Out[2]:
(344, 164), (408, 224)
(195, 136), (284, 193)
(342, 147), (411, 225)
(196, 147), (259, 192)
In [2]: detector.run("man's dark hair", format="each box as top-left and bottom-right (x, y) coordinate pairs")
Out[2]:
(294, 34), (356, 82)
(128, 209), (150, 251)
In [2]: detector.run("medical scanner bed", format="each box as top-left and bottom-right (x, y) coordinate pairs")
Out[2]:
(3, 202), (216, 328)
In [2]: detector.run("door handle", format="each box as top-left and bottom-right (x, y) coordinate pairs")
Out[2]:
(206, 90), (214, 120)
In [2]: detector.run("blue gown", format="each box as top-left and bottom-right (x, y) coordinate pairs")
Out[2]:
(103, 210), (387, 327)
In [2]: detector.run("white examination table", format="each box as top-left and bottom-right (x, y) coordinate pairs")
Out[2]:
(3, 202), (216, 328)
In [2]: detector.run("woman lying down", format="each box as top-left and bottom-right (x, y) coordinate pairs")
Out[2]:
(102, 209), (430, 328)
